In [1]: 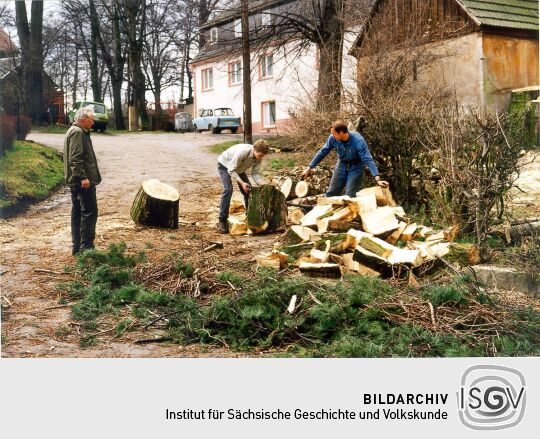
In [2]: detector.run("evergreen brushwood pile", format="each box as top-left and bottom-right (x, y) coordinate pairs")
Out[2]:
(63, 244), (540, 357)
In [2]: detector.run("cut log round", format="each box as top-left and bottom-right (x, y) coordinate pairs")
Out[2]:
(295, 180), (315, 198)
(130, 179), (179, 229)
(287, 207), (304, 225)
(279, 177), (298, 200)
(246, 184), (288, 234)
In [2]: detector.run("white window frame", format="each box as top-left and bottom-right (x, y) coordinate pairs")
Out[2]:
(210, 27), (218, 44)
(229, 61), (242, 85)
(234, 19), (242, 37)
(261, 11), (272, 27)
(262, 101), (276, 128)
(260, 53), (273, 79)
(202, 68), (213, 91)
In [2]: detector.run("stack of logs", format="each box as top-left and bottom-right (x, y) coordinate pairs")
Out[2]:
(256, 186), (458, 279)
(271, 166), (333, 199)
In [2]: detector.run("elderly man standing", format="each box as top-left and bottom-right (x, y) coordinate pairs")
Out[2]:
(64, 106), (102, 255)
(217, 139), (270, 233)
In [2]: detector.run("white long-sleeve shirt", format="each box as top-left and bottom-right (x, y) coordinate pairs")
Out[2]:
(218, 143), (263, 185)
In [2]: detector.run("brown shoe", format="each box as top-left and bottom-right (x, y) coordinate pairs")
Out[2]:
(217, 221), (228, 234)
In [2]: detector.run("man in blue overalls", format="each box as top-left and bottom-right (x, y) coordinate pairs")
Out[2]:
(300, 120), (389, 196)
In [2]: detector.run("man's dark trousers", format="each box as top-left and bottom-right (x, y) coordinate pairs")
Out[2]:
(218, 163), (250, 223)
(70, 185), (98, 254)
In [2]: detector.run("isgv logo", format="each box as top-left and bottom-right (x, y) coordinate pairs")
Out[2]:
(457, 365), (526, 430)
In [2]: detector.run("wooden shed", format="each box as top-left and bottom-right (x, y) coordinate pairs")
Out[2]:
(351, 0), (539, 110)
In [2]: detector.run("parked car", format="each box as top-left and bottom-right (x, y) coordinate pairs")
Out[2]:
(174, 111), (193, 132)
(192, 108), (241, 134)
(67, 101), (109, 132)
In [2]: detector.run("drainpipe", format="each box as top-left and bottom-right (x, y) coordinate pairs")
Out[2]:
(479, 33), (487, 115)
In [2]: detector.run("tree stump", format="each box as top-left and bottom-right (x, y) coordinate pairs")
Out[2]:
(130, 179), (179, 229)
(246, 184), (287, 234)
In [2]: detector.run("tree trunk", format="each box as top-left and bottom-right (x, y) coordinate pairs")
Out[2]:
(130, 180), (179, 229)
(124, 0), (148, 131)
(89, 0), (102, 102)
(197, 0), (211, 49)
(72, 48), (79, 110)
(16, 1), (46, 123)
(241, 0), (252, 143)
(112, 78), (125, 130)
(315, 0), (344, 112)
(246, 184), (288, 234)
(154, 83), (162, 114)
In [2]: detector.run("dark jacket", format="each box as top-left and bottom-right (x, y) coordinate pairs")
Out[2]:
(63, 124), (102, 187)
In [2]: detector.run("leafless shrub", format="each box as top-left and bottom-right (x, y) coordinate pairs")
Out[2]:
(421, 108), (530, 256)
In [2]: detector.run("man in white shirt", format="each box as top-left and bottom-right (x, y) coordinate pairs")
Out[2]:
(217, 139), (270, 233)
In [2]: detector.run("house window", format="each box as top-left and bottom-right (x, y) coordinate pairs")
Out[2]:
(261, 11), (272, 27)
(260, 53), (273, 79)
(262, 101), (276, 127)
(202, 68), (213, 91)
(229, 61), (242, 85)
(210, 27), (218, 44)
(234, 19), (242, 37)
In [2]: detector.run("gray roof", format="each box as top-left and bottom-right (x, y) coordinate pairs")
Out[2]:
(200, 0), (288, 30)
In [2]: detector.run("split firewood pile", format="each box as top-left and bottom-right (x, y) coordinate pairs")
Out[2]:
(271, 166), (333, 199)
(255, 185), (459, 279)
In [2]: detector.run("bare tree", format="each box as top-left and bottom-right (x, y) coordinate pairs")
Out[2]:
(89, 0), (127, 129)
(143, 0), (179, 113)
(15, 0), (46, 123)
(116, 0), (148, 131)
(240, 0), (252, 142)
(197, 0), (220, 48)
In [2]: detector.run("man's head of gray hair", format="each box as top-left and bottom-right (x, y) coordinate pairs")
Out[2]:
(74, 105), (95, 122)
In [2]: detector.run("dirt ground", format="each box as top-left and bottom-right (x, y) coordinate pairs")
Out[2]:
(1, 132), (538, 358)
(0, 131), (278, 358)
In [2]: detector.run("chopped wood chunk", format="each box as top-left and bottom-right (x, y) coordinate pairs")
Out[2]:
(401, 223), (418, 241)
(342, 253), (381, 277)
(256, 251), (288, 270)
(344, 228), (373, 249)
(295, 181), (315, 198)
(228, 217), (248, 235)
(229, 200), (245, 214)
(300, 204), (334, 227)
(287, 207), (304, 225)
(386, 221), (407, 245)
(360, 206), (400, 236)
(357, 236), (395, 258)
(354, 192), (377, 214)
(356, 186), (396, 207)
(299, 262), (342, 278)
(316, 206), (354, 233)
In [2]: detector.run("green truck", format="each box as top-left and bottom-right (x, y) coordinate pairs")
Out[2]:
(66, 101), (109, 132)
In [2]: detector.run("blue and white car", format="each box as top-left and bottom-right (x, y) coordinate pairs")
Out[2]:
(192, 108), (242, 134)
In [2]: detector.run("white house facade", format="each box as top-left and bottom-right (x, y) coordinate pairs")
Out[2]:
(190, 0), (359, 134)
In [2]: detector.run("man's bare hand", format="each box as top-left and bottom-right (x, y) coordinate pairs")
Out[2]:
(300, 167), (312, 180)
(376, 179), (389, 188)
(81, 178), (91, 189)
(241, 182), (251, 193)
